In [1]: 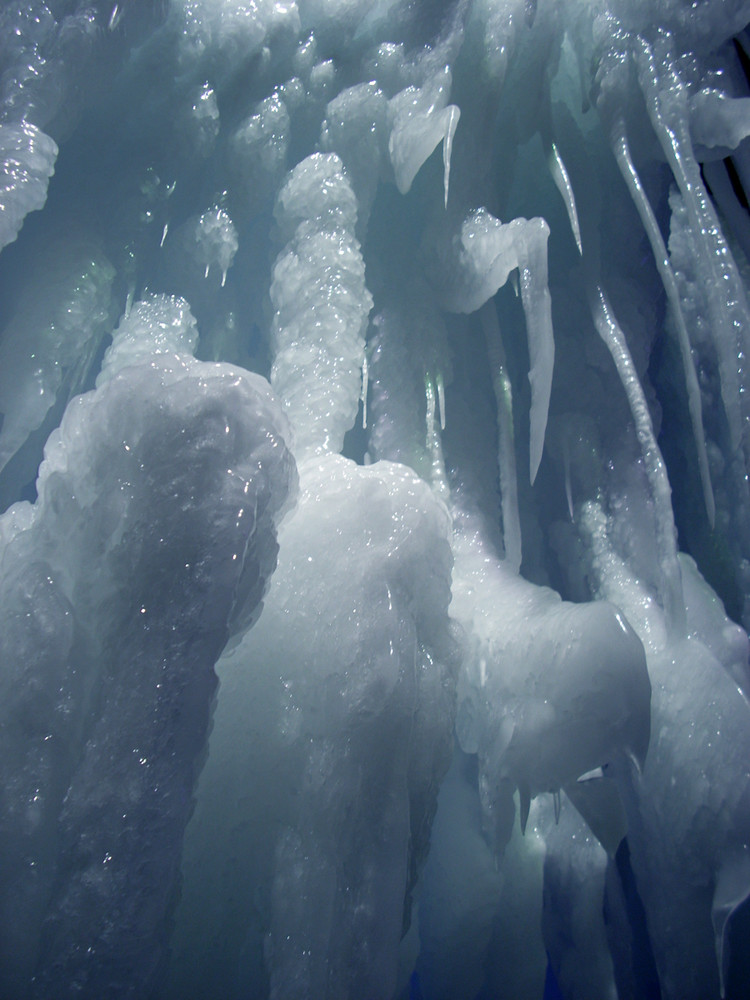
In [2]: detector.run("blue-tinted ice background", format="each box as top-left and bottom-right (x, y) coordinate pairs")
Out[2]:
(1, 0), (750, 998)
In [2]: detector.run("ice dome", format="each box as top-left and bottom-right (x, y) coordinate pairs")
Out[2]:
(1, 1), (750, 998)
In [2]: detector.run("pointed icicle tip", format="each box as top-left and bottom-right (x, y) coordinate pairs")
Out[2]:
(443, 106), (460, 210)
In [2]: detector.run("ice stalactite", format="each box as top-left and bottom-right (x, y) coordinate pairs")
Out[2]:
(546, 139), (582, 255)
(388, 67), (461, 204)
(481, 300), (522, 571)
(610, 124), (716, 527)
(427, 208), (554, 483)
(589, 283), (686, 636)
(635, 33), (750, 456)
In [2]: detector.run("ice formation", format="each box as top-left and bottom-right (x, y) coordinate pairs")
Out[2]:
(1, 1), (750, 999)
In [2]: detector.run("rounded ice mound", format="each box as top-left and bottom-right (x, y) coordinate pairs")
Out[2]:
(0, 122), (57, 252)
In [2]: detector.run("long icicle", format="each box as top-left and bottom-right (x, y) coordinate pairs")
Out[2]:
(481, 301), (522, 572)
(589, 284), (685, 637)
(611, 123), (715, 528)
(516, 220), (555, 485)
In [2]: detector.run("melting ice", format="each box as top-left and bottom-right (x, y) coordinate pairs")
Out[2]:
(1, 0), (750, 998)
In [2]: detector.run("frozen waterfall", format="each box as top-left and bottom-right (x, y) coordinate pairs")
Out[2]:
(1, 1), (750, 998)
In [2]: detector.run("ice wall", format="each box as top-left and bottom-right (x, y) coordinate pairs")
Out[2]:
(1, 1), (750, 998)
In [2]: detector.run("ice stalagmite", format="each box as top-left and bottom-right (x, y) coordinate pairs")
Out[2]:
(0, 319), (296, 998)
(270, 153), (371, 458)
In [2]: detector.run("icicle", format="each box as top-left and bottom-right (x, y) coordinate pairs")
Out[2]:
(635, 36), (750, 455)
(160, 222), (169, 248)
(553, 789), (561, 824)
(361, 353), (368, 429)
(425, 375), (450, 501)
(204, 263), (210, 279)
(436, 370), (446, 431)
(516, 220), (554, 485)
(547, 141), (582, 255)
(442, 106), (460, 210)
(589, 284), (685, 637)
(563, 435), (574, 521)
(108, 4), (121, 31)
(481, 302), (522, 572)
(611, 124), (715, 528)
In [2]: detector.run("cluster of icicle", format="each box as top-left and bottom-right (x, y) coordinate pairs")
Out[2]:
(1, 0), (750, 998)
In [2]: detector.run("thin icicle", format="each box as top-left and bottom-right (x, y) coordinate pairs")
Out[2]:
(481, 302), (522, 572)
(436, 370), (446, 430)
(361, 353), (368, 429)
(611, 125), (715, 528)
(547, 141), (582, 254)
(563, 435), (574, 521)
(517, 220), (554, 485)
(425, 375), (450, 501)
(589, 284), (685, 637)
(442, 105), (460, 210)
(635, 36), (750, 455)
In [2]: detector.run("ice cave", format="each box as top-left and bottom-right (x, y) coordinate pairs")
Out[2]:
(2, 0), (750, 997)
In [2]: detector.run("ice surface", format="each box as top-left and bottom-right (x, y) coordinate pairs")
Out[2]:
(1, 0), (750, 997)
